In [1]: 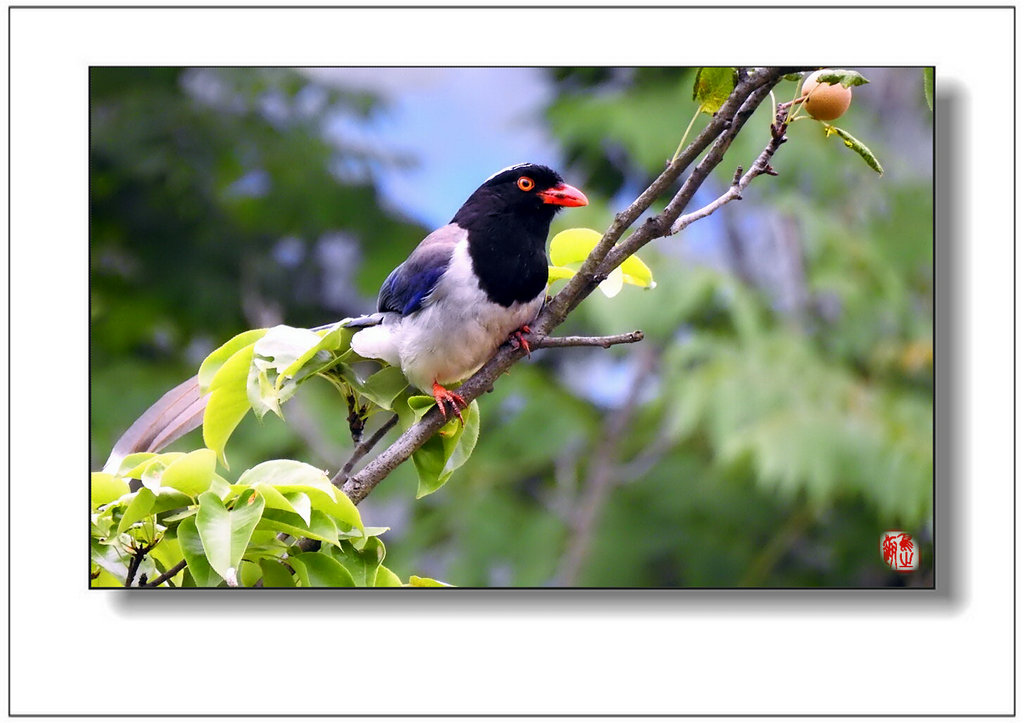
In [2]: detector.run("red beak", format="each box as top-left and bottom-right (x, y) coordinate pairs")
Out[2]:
(537, 182), (589, 208)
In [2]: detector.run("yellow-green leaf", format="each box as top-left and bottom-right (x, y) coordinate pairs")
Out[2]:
(621, 254), (656, 289)
(407, 575), (453, 587)
(202, 342), (257, 468)
(198, 328), (268, 392)
(290, 552), (355, 587)
(234, 459), (363, 532)
(161, 448), (217, 498)
(550, 227), (602, 266)
(693, 67), (737, 115)
(375, 564), (403, 587)
(116, 487), (156, 535)
(195, 490), (265, 583)
(91, 472), (129, 508)
(549, 227), (655, 294)
(547, 265), (576, 284)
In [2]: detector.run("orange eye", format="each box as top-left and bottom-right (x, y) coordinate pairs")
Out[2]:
(517, 176), (535, 192)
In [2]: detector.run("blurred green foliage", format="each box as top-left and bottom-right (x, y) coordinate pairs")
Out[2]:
(90, 67), (427, 460)
(90, 67), (933, 587)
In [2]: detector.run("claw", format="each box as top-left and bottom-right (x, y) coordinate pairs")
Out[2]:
(432, 381), (466, 423)
(509, 324), (532, 357)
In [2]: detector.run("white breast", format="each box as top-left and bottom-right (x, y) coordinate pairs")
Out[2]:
(353, 237), (543, 393)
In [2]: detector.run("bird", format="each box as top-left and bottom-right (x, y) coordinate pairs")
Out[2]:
(346, 162), (588, 420)
(102, 163), (587, 472)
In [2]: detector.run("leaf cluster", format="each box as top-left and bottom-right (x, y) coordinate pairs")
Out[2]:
(91, 453), (446, 587)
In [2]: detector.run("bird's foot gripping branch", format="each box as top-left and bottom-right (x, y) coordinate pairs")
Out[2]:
(92, 68), (886, 587)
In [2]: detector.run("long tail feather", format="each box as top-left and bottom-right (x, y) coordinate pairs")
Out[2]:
(102, 376), (208, 474)
(102, 319), (358, 475)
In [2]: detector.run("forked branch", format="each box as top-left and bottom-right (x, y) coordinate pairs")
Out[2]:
(340, 67), (790, 506)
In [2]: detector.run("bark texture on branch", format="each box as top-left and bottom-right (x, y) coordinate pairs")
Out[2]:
(341, 68), (787, 506)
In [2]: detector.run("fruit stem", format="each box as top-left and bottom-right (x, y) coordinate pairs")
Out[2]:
(671, 106), (703, 163)
(784, 74), (807, 123)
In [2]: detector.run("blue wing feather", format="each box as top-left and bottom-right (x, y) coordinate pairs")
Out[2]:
(376, 224), (463, 316)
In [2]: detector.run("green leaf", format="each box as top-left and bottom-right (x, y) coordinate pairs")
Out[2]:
(408, 575), (452, 587)
(547, 265), (576, 284)
(782, 72), (803, 82)
(90, 538), (130, 582)
(259, 558), (296, 588)
(814, 69), (869, 88)
(414, 400), (480, 498)
(148, 537), (184, 586)
(923, 68), (934, 111)
(375, 565), (403, 587)
(203, 342), (257, 468)
(91, 472), (129, 508)
(198, 328), (268, 392)
(160, 448), (217, 498)
(442, 399), (481, 479)
(159, 507), (198, 524)
(825, 125), (884, 175)
(357, 365), (410, 409)
(119, 452), (186, 480)
(394, 393), (437, 429)
(139, 460), (167, 492)
(177, 515), (222, 587)
(256, 508), (344, 547)
(91, 507), (116, 538)
(693, 67), (737, 114)
(289, 552), (356, 587)
(194, 490), (265, 584)
(278, 321), (355, 384)
(247, 324), (326, 419)
(236, 458), (329, 487)
(331, 538), (385, 586)
(91, 567), (124, 588)
(283, 492), (312, 526)
(236, 560), (260, 588)
(151, 488), (194, 515)
(620, 254), (656, 289)
(550, 227), (602, 266)
(236, 460), (362, 532)
(549, 228), (655, 296)
(116, 487), (156, 535)
(116, 452), (164, 478)
(248, 482), (306, 521)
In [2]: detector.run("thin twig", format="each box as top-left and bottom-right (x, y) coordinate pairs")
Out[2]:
(331, 413), (399, 488)
(532, 330), (645, 350)
(144, 558), (187, 587)
(670, 116), (788, 235)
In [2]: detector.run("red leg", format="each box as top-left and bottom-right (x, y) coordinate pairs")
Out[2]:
(509, 324), (532, 357)
(432, 381), (467, 423)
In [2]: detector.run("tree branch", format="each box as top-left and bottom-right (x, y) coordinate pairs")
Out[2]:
(670, 107), (789, 235)
(533, 330), (645, 350)
(537, 67), (784, 331)
(330, 413), (399, 488)
(124, 539), (159, 587)
(340, 67), (788, 507)
(144, 558), (186, 587)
